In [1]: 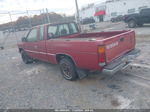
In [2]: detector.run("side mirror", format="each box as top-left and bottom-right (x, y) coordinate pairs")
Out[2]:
(22, 37), (26, 42)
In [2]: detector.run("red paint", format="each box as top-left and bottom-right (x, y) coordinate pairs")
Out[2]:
(18, 22), (136, 71)
(94, 11), (106, 16)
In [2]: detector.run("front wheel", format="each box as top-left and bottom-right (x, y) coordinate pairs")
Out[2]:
(59, 58), (78, 81)
(128, 20), (136, 28)
(21, 50), (33, 64)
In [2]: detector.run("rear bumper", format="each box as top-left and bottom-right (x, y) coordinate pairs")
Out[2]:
(102, 49), (140, 75)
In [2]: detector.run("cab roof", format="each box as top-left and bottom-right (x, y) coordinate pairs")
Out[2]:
(31, 21), (76, 29)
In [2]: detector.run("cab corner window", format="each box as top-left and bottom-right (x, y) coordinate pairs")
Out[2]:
(26, 28), (37, 42)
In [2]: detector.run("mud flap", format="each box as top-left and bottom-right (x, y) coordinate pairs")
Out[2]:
(76, 68), (88, 79)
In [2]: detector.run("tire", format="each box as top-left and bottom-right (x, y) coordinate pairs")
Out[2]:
(59, 57), (78, 81)
(21, 50), (33, 64)
(128, 20), (136, 28)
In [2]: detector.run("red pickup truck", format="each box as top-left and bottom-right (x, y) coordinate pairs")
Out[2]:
(18, 22), (140, 81)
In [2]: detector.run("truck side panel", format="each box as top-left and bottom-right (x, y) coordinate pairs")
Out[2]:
(45, 40), (102, 70)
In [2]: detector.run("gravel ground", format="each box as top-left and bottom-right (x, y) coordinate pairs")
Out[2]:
(0, 22), (150, 109)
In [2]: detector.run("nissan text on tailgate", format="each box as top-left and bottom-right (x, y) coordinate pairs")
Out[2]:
(18, 22), (140, 81)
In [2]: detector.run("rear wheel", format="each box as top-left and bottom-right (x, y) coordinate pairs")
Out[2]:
(59, 57), (78, 81)
(21, 50), (33, 64)
(128, 20), (136, 28)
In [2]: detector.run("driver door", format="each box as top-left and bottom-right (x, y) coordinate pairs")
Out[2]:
(24, 27), (39, 59)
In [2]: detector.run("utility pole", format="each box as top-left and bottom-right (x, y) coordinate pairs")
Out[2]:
(75, 0), (81, 29)
(46, 8), (50, 23)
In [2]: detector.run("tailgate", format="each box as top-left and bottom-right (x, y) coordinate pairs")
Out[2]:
(104, 31), (136, 63)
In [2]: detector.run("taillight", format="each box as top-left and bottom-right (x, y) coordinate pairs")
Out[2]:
(98, 46), (106, 67)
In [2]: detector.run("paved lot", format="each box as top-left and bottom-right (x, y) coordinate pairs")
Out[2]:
(0, 22), (150, 109)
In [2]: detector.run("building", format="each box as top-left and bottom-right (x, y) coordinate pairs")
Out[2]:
(94, 2), (106, 22)
(79, 3), (95, 20)
(79, 0), (150, 22)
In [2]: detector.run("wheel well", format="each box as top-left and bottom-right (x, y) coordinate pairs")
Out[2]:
(56, 54), (75, 64)
(19, 48), (23, 53)
(128, 18), (136, 23)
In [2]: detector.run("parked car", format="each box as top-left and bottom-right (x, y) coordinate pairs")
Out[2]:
(81, 18), (95, 25)
(124, 8), (150, 28)
(111, 15), (124, 22)
(18, 22), (140, 81)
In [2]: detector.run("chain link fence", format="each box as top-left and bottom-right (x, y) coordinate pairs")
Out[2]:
(0, 9), (47, 31)
(0, 9), (45, 49)
(0, 9), (75, 50)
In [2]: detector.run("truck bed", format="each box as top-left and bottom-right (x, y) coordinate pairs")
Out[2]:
(52, 30), (135, 66)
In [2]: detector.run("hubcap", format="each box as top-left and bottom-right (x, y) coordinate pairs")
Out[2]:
(60, 63), (72, 79)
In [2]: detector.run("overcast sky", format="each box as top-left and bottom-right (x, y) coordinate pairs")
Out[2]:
(0, 0), (106, 14)
(0, 0), (106, 23)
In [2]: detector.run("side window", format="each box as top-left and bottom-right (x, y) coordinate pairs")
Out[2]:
(48, 25), (58, 39)
(58, 24), (69, 36)
(26, 28), (37, 42)
(40, 26), (44, 40)
(140, 8), (150, 16)
(69, 23), (78, 34)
